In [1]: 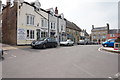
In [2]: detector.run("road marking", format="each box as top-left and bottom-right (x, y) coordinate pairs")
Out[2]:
(98, 48), (102, 52)
(11, 55), (16, 58)
(73, 64), (96, 78)
(4, 52), (7, 55)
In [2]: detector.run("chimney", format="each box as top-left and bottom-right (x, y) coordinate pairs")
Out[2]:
(106, 23), (109, 29)
(106, 23), (109, 34)
(92, 25), (94, 29)
(55, 7), (58, 14)
(6, 0), (11, 6)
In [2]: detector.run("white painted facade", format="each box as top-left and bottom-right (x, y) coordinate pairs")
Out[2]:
(13, 0), (66, 45)
(17, 1), (48, 45)
(57, 14), (66, 42)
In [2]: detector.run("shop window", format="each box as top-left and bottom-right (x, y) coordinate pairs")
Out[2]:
(41, 32), (48, 38)
(27, 30), (35, 39)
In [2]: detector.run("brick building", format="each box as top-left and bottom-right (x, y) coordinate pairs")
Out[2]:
(91, 23), (109, 43)
(108, 29), (120, 39)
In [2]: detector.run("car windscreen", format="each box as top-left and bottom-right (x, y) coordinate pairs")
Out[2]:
(38, 38), (47, 41)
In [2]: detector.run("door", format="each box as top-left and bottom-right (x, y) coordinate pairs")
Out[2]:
(36, 29), (40, 40)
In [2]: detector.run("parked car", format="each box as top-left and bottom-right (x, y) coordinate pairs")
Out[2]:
(31, 37), (58, 49)
(77, 40), (88, 45)
(60, 39), (74, 46)
(102, 39), (116, 47)
(0, 49), (3, 60)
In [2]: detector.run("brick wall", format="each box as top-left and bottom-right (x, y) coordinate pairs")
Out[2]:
(2, 2), (17, 45)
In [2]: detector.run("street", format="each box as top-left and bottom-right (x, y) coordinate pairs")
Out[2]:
(2, 45), (118, 78)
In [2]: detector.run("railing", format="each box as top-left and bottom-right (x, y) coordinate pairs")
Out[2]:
(114, 43), (120, 50)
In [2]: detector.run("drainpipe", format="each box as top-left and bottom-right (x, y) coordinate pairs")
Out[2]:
(48, 13), (50, 37)
(57, 16), (59, 44)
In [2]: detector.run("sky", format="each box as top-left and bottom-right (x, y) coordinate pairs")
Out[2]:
(2, 0), (119, 34)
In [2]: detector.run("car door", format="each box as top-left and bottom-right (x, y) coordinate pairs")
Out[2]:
(47, 38), (53, 47)
(109, 39), (115, 47)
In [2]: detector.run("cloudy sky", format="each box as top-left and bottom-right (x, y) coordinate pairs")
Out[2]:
(2, 0), (119, 34)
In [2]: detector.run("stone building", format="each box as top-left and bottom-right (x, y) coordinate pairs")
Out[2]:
(91, 23), (109, 43)
(66, 20), (81, 43)
(80, 29), (89, 41)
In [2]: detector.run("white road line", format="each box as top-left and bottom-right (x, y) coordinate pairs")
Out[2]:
(73, 64), (96, 78)
(98, 48), (102, 52)
(4, 52), (7, 54)
(11, 55), (16, 58)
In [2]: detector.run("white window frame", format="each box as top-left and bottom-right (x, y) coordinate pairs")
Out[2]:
(26, 30), (35, 40)
(26, 14), (35, 26)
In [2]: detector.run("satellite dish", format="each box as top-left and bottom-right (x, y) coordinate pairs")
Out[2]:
(34, 0), (41, 9)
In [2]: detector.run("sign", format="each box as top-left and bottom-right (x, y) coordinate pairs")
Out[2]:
(17, 28), (26, 40)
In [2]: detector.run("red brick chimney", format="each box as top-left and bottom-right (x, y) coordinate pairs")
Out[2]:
(55, 7), (58, 14)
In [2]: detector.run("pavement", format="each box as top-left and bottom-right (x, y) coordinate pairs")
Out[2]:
(100, 47), (120, 53)
(1, 43), (31, 51)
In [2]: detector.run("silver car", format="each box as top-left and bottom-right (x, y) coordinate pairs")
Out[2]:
(60, 39), (74, 46)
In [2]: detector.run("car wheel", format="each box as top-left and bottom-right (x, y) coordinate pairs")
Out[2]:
(43, 44), (46, 49)
(54, 44), (57, 48)
(67, 43), (69, 46)
(104, 44), (108, 47)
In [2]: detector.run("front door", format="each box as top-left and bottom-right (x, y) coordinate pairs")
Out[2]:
(36, 29), (40, 40)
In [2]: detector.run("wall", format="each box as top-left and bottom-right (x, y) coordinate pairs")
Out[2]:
(2, 2), (17, 45)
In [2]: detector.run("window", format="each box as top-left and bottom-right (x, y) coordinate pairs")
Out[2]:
(41, 19), (44, 27)
(110, 34), (115, 37)
(98, 35), (101, 38)
(51, 22), (53, 29)
(54, 23), (55, 29)
(27, 30), (29, 38)
(26, 14), (35, 25)
(61, 25), (63, 31)
(27, 30), (35, 39)
(50, 22), (55, 29)
(102, 35), (106, 38)
(93, 36), (96, 39)
(41, 32), (48, 38)
(27, 16), (29, 24)
(41, 19), (48, 27)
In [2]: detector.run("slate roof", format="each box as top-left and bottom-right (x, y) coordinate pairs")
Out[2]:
(66, 20), (81, 32)
(92, 26), (108, 31)
(109, 29), (120, 34)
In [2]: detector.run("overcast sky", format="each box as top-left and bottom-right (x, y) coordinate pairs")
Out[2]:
(2, 0), (119, 34)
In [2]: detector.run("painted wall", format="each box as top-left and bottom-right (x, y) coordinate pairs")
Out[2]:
(17, 2), (48, 45)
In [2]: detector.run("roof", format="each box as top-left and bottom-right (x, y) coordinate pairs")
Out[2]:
(109, 29), (120, 34)
(92, 26), (108, 31)
(66, 20), (81, 32)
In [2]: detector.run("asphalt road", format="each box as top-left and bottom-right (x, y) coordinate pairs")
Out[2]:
(2, 45), (119, 78)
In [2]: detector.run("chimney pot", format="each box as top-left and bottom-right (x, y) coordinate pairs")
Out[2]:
(55, 7), (58, 14)
(92, 25), (94, 29)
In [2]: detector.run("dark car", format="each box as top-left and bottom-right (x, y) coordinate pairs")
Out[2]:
(31, 37), (58, 49)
